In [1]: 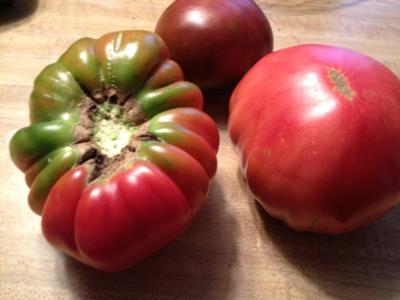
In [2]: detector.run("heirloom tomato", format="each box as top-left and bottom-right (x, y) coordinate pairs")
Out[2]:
(229, 44), (400, 234)
(9, 30), (219, 271)
(155, 0), (273, 90)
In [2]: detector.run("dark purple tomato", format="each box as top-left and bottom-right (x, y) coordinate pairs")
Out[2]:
(155, 0), (273, 90)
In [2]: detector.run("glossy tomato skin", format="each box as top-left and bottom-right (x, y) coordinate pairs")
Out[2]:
(42, 162), (193, 272)
(9, 31), (206, 215)
(41, 107), (218, 272)
(229, 44), (400, 234)
(10, 31), (220, 272)
(155, 0), (273, 90)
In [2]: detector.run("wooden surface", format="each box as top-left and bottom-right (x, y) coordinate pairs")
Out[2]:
(1, 0), (400, 299)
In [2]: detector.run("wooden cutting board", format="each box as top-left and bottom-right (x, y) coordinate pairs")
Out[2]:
(1, 1), (399, 299)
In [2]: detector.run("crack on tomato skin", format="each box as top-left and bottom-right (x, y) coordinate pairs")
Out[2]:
(89, 153), (109, 182)
(127, 146), (136, 152)
(137, 133), (160, 142)
(76, 146), (109, 182)
(92, 84), (126, 105)
(77, 148), (99, 165)
(94, 154), (109, 180)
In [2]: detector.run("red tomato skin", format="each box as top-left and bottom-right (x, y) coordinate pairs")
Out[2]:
(42, 108), (219, 272)
(155, 0), (273, 89)
(41, 106), (219, 272)
(42, 162), (194, 272)
(75, 162), (191, 272)
(229, 44), (400, 234)
(41, 166), (87, 260)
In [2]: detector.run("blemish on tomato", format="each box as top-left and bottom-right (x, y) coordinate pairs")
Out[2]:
(264, 147), (272, 158)
(328, 68), (355, 101)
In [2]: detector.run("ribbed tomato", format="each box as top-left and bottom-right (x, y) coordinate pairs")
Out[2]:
(10, 30), (219, 271)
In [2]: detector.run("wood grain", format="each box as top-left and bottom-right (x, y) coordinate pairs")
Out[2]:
(1, 0), (400, 299)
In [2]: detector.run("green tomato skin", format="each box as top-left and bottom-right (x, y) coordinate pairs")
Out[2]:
(30, 62), (83, 123)
(28, 147), (80, 214)
(141, 60), (184, 91)
(95, 31), (169, 94)
(137, 81), (202, 117)
(9, 119), (76, 172)
(58, 37), (103, 93)
(11, 30), (211, 221)
(10, 30), (222, 273)
(149, 121), (217, 177)
(38, 108), (219, 271)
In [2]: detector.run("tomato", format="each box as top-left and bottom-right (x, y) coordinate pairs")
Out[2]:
(155, 0), (273, 90)
(229, 44), (400, 234)
(9, 30), (219, 271)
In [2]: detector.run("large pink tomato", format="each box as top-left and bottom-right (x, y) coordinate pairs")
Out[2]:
(229, 44), (400, 234)
(155, 0), (273, 90)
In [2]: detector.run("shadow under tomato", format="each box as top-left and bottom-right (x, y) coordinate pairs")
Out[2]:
(63, 179), (238, 299)
(237, 168), (400, 299)
(202, 90), (231, 131)
(0, 0), (38, 31)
